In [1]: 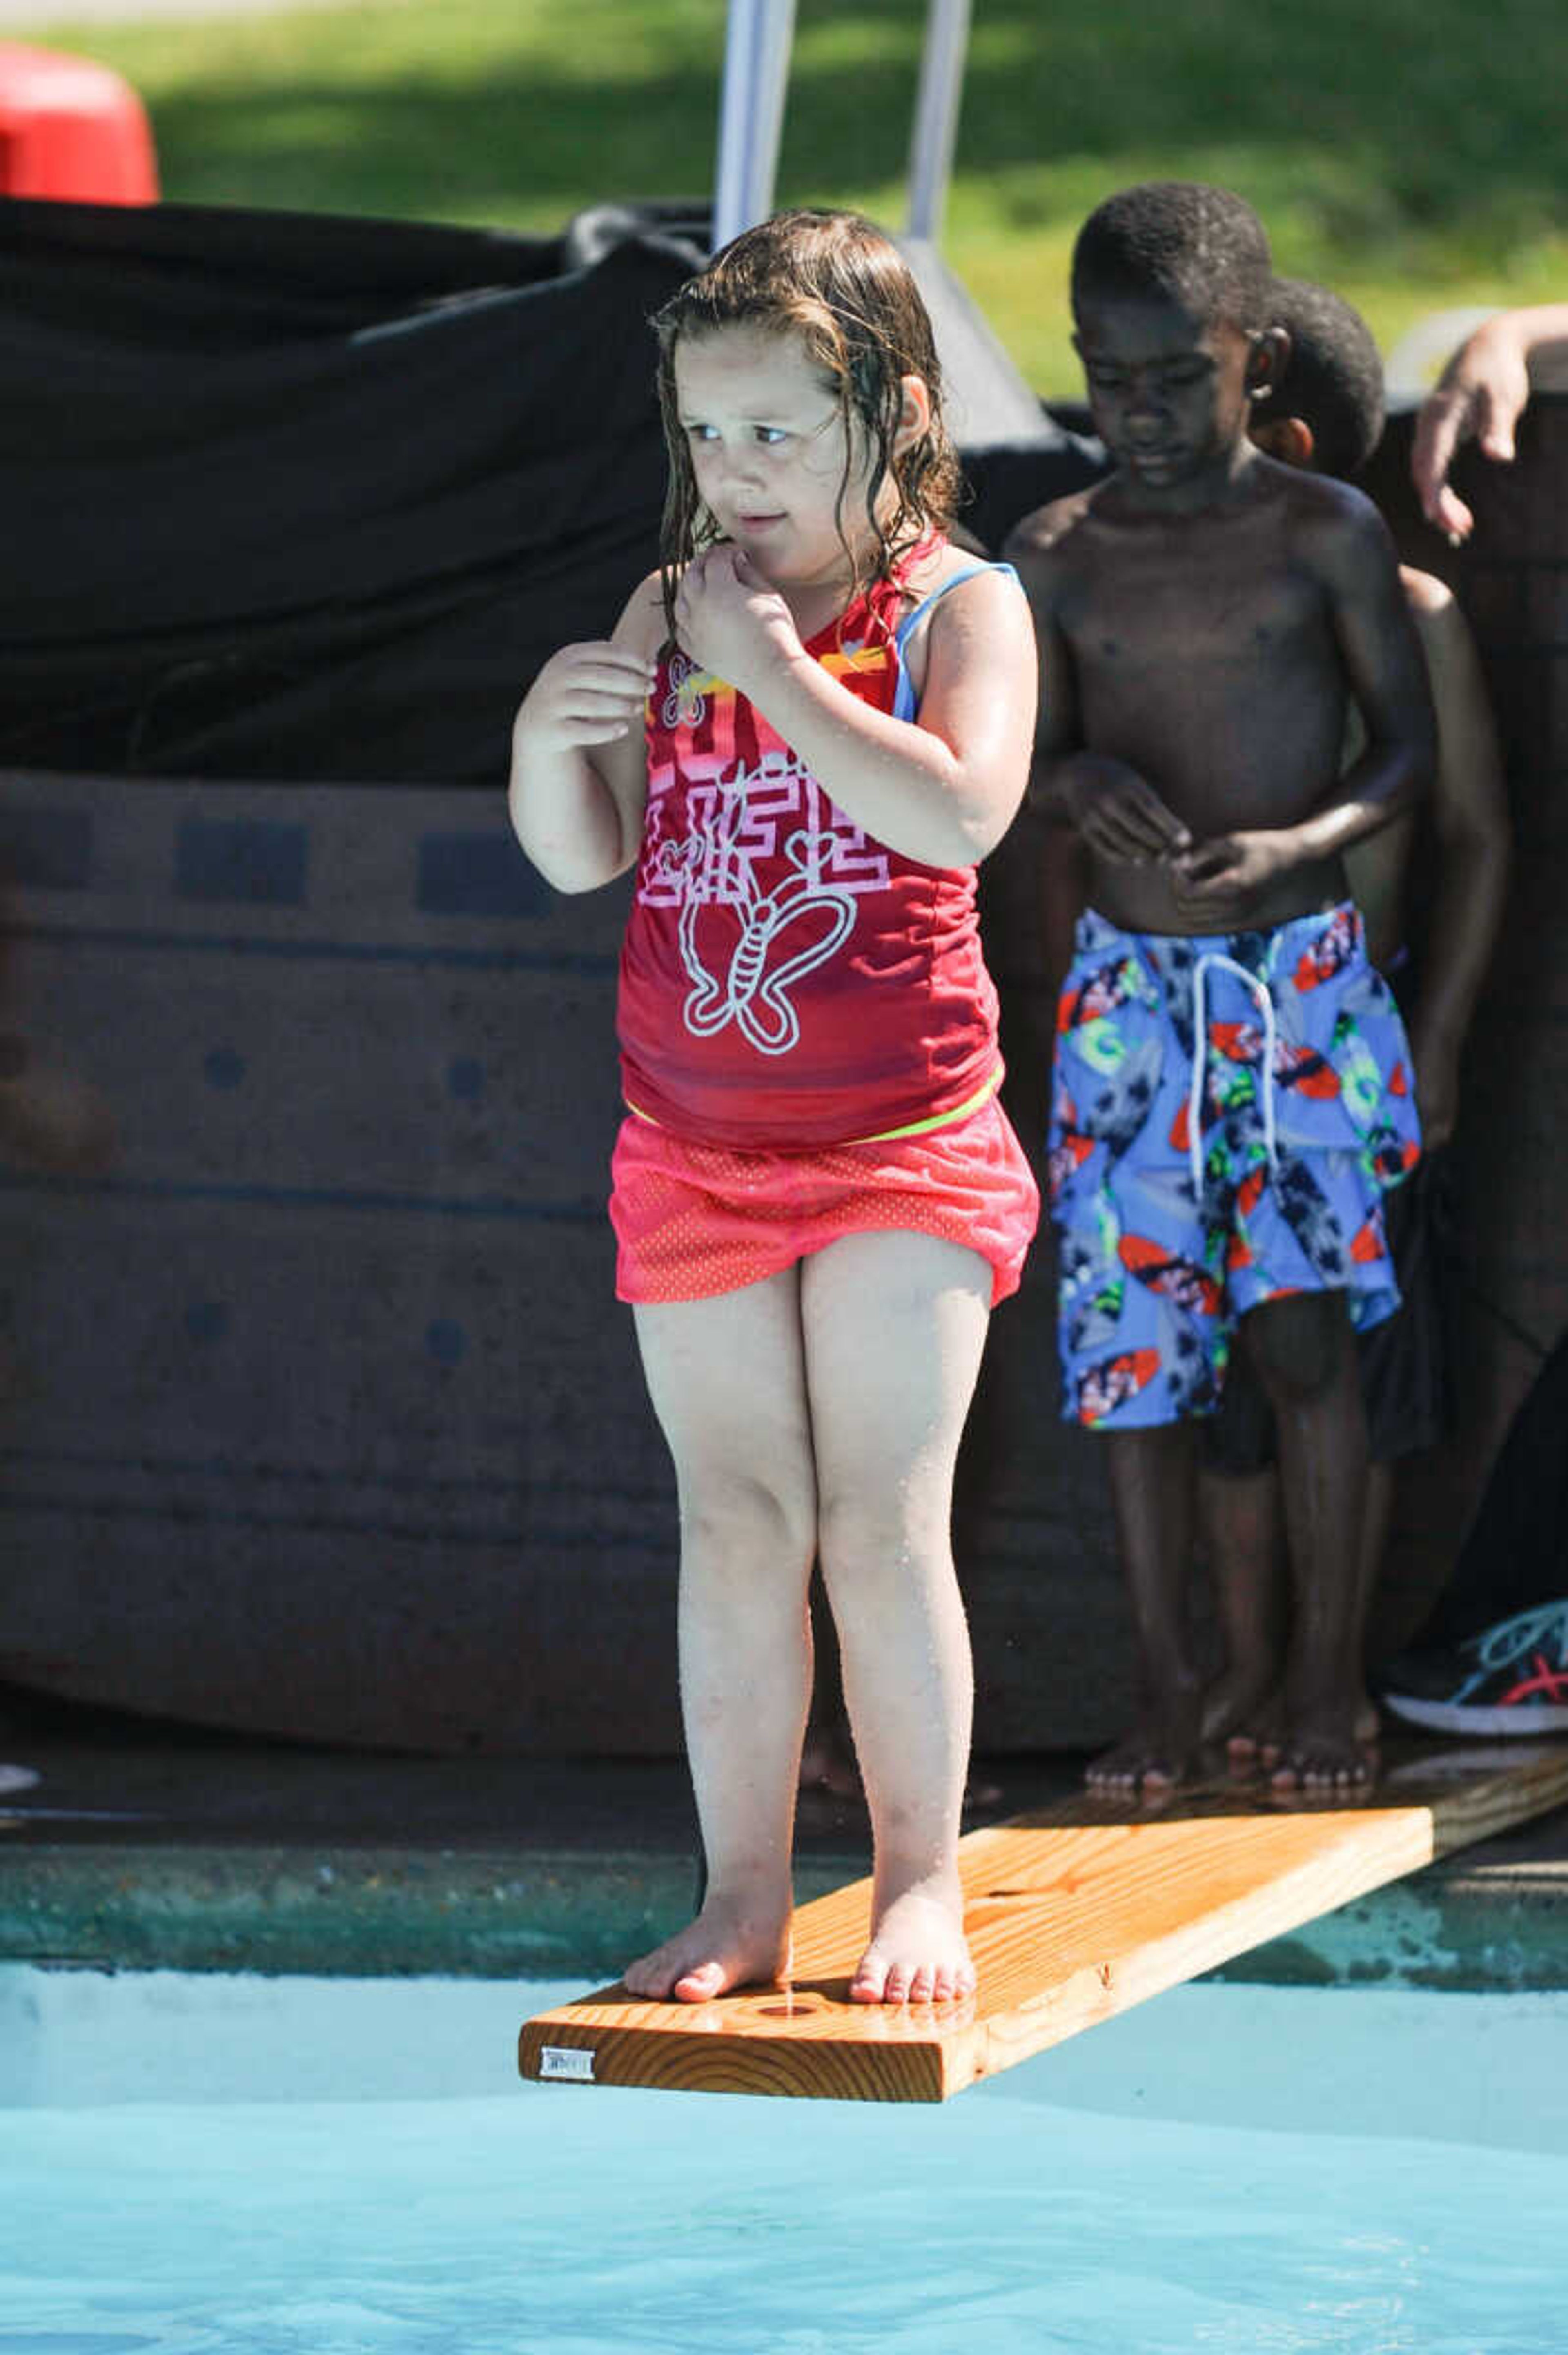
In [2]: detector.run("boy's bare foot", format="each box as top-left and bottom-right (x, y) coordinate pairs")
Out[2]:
(621, 1889), (792, 2004)
(1237, 1684), (1378, 1769)
(850, 1873), (974, 2005)
(1086, 1687), (1205, 1796)
(1200, 1662), (1280, 1753)
(798, 1724), (863, 1800)
(1270, 1688), (1380, 1792)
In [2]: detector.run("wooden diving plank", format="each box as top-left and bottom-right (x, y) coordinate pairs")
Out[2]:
(519, 1740), (1568, 2104)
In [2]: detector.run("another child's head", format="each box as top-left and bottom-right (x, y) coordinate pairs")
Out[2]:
(1069, 182), (1281, 495)
(653, 209), (959, 611)
(1250, 276), (1385, 479)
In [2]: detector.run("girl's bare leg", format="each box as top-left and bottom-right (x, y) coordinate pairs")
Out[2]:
(802, 1230), (992, 2005)
(624, 1269), (818, 2002)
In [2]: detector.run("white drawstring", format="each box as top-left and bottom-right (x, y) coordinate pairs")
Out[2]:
(1187, 952), (1281, 1201)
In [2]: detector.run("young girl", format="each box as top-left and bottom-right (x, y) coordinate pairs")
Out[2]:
(508, 209), (1038, 2007)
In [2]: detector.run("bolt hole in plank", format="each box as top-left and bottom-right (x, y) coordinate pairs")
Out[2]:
(519, 1741), (1568, 2104)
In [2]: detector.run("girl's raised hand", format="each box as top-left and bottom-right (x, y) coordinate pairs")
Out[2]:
(514, 642), (655, 753)
(673, 546), (798, 695)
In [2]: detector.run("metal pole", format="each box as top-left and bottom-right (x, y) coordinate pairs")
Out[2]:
(713, 0), (797, 251)
(905, 0), (971, 245)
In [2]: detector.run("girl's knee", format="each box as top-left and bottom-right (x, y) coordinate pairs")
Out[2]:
(679, 1464), (816, 1569)
(814, 1480), (949, 1600)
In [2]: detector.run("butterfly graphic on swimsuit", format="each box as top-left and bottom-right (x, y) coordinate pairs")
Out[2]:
(649, 801), (860, 1057)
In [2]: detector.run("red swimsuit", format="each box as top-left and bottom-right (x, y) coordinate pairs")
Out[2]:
(609, 551), (1039, 1304)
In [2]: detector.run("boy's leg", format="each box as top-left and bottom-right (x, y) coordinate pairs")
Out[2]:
(801, 1228), (991, 2005)
(1196, 1463), (1288, 1752)
(1090, 1422), (1205, 1792)
(1242, 1290), (1375, 1789)
(624, 1268), (819, 2002)
(1193, 1327), (1289, 1752)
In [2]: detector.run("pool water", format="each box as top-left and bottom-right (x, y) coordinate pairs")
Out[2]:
(0, 1968), (1560, 2354)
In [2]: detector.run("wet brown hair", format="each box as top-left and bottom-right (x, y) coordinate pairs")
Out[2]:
(652, 209), (960, 642)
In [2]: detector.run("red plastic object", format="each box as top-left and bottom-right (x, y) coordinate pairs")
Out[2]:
(0, 43), (158, 204)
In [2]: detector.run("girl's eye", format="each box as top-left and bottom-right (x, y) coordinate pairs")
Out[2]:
(754, 427), (788, 446)
(684, 424), (717, 443)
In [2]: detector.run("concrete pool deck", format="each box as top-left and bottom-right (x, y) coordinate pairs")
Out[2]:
(0, 1681), (1565, 1990)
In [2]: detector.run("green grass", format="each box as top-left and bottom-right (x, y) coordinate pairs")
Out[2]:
(26, 0), (1568, 393)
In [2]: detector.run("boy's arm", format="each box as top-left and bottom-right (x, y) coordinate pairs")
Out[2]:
(1172, 490), (1435, 913)
(507, 577), (661, 894)
(1401, 575), (1511, 1146)
(1004, 511), (1192, 861)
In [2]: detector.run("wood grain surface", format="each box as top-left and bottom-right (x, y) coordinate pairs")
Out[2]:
(519, 1740), (1568, 2104)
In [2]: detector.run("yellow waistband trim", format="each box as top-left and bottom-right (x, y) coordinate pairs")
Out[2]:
(850, 1067), (1002, 1142)
(625, 1067), (1002, 1145)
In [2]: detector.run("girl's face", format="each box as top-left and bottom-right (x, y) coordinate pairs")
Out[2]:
(673, 323), (888, 596)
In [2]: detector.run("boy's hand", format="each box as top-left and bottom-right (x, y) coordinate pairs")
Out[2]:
(1167, 829), (1297, 916)
(674, 545), (800, 695)
(514, 642), (655, 752)
(1062, 755), (1192, 862)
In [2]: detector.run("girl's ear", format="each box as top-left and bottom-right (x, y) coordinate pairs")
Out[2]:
(892, 372), (933, 455)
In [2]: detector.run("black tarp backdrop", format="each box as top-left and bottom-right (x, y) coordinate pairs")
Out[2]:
(0, 192), (1103, 786)
(0, 196), (710, 782)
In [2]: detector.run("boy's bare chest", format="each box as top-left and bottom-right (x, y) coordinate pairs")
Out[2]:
(1059, 521), (1327, 688)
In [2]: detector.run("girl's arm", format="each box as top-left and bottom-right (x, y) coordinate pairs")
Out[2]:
(673, 547), (1037, 868)
(507, 577), (662, 894)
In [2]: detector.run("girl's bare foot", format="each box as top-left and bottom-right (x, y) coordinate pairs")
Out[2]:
(850, 1874), (974, 2005)
(622, 1889), (792, 2004)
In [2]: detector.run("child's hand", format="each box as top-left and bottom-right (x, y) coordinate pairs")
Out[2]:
(1167, 829), (1294, 916)
(674, 546), (799, 693)
(1063, 756), (1192, 863)
(514, 642), (655, 752)
(1411, 318), (1532, 545)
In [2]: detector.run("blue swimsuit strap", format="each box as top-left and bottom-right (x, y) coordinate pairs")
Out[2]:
(890, 560), (1019, 722)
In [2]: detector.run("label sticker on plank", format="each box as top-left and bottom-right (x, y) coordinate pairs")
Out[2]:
(539, 2044), (596, 2083)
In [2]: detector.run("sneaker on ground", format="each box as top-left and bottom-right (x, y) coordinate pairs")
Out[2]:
(1380, 1599), (1568, 1736)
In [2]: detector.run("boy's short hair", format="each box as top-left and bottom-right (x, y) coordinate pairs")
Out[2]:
(1267, 276), (1386, 478)
(1071, 181), (1272, 336)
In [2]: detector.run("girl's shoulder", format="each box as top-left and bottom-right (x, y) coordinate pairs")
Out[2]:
(886, 534), (1027, 693)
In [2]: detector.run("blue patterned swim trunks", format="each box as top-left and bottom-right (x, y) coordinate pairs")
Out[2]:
(1049, 902), (1421, 1431)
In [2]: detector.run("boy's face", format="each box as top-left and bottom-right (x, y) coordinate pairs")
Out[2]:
(1072, 291), (1262, 505)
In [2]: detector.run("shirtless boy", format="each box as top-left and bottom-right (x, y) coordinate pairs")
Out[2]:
(1006, 184), (1435, 1794)
(1196, 277), (1509, 1761)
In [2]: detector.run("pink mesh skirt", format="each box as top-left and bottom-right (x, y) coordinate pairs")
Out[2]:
(609, 1095), (1040, 1308)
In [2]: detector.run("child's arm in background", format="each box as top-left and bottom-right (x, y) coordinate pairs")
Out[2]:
(1170, 487), (1436, 921)
(1412, 303), (1568, 542)
(1400, 575), (1510, 1147)
(671, 546), (1036, 867)
(508, 578), (662, 894)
